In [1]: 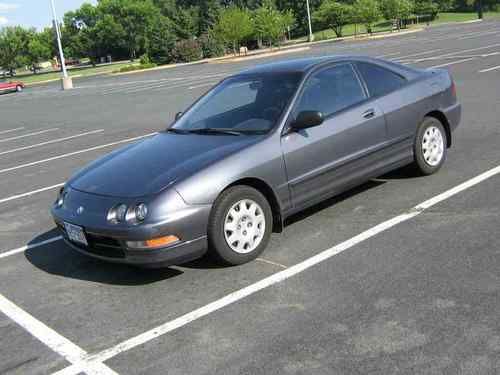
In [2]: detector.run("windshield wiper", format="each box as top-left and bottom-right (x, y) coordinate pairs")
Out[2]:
(166, 128), (190, 134)
(187, 128), (243, 136)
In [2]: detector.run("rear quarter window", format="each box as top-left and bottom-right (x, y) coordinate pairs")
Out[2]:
(356, 62), (407, 98)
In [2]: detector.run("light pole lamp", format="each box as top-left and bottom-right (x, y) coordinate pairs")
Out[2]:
(306, 0), (314, 42)
(50, 0), (73, 90)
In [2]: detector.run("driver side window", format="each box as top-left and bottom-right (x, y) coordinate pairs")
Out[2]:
(295, 63), (366, 118)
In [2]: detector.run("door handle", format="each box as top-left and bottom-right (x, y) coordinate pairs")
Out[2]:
(363, 109), (376, 119)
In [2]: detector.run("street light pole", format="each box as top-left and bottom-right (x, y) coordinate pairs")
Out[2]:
(306, 0), (314, 42)
(50, 0), (73, 90)
(477, 0), (483, 19)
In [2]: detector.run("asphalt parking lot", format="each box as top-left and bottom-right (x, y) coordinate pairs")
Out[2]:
(1, 20), (500, 375)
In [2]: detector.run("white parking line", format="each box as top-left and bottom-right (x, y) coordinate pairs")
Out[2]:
(0, 236), (62, 259)
(0, 132), (157, 175)
(375, 52), (401, 58)
(0, 128), (59, 143)
(414, 42), (500, 62)
(479, 64), (500, 73)
(55, 164), (500, 375)
(103, 73), (229, 96)
(121, 75), (227, 95)
(0, 127), (25, 135)
(459, 30), (500, 40)
(188, 81), (219, 90)
(0, 183), (64, 205)
(392, 49), (443, 61)
(0, 294), (118, 375)
(0, 129), (104, 156)
(428, 57), (476, 69)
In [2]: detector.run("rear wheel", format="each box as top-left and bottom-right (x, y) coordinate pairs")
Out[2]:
(16, 85), (23, 92)
(414, 116), (447, 175)
(208, 186), (272, 265)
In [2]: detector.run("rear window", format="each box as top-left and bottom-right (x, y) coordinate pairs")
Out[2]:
(356, 62), (406, 98)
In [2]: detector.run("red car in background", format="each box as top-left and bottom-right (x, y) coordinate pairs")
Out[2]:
(0, 81), (24, 94)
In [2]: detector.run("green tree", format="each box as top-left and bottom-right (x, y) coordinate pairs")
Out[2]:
(313, 0), (354, 37)
(281, 9), (295, 40)
(199, 0), (221, 34)
(147, 15), (176, 64)
(25, 32), (52, 73)
(0, 26), (30, 75)
(98, 0), (158, 60)
(214, 6), (254, 54)
(413, 0), (439, 17)
(275, 0), (322, 37)
(254, 0), (290, 46)
(380, 0), (412, 29)
(353, 0), (381, 34)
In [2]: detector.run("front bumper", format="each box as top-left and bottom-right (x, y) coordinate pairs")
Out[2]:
(60, 230), (207, 268)
(51, 187), (212, 267)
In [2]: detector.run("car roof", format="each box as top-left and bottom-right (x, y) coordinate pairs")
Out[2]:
(236, 55), (421, 79)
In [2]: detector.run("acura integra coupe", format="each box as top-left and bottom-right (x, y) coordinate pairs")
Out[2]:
(52, 56), (461, 267)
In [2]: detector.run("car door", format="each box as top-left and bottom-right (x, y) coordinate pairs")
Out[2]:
(355, 61), (416, 157)
(281, 62), (387, 211)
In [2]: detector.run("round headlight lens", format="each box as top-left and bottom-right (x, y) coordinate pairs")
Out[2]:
(56, 188), (66, 207)
(135, 203), (148, 221)
(115, 204), (128, 222)
(108, 204), (128, 223)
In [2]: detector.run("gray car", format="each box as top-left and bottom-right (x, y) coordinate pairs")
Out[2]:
(51, 56), (461, 267)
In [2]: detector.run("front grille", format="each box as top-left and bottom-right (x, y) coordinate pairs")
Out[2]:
(57, 223), (126, 259)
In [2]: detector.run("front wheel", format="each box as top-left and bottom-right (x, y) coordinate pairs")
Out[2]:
(208, 186), (272, 266)
(414, 117), (447, 175)
(16, 85), (23, 92)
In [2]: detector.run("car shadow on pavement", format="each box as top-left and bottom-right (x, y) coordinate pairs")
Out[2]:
(380, 164), (422, 179)
(25, 228), (183, 285)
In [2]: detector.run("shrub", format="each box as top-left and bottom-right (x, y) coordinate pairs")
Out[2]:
(170, 39), (203, 63)
(139, 54), (151, 65)
(199, 32), (226, 58)
(115, 63), (157, 73)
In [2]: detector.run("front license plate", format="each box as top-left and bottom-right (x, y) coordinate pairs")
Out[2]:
(64, 222), (88, 246)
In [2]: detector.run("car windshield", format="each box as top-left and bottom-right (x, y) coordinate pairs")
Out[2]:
(170, 72), (302, 135)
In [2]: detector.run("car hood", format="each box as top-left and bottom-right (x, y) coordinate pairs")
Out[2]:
(69, 132), (261, 198)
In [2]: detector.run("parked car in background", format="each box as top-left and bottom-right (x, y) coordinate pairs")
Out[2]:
(0, 81), (25, 94)
(0, 69), (16, 78)
(51, 56), (461, 268)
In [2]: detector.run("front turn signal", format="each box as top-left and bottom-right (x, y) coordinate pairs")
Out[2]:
(126, 235), (180, 250)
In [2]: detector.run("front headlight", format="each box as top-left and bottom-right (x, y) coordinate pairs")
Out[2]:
(108, 203), (148, 224)
(107, 204), (128, 223)
(134, 203), (148, 221)
(55, 187), (66, 208)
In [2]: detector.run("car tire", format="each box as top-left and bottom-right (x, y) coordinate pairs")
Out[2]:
(16, 85), (23, 92)
(208, 185), (273, 266)
(414, 116), (447, 175)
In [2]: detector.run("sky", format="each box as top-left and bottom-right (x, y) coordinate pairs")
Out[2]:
(0, 0), (97, 30)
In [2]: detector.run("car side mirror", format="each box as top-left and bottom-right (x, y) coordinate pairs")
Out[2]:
(290, 111), (324, 131)
(175, 111), (183, 121)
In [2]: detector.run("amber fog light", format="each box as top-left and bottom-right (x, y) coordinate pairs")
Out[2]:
(126, 235), (180, 250)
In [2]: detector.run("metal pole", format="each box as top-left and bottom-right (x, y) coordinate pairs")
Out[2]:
(50, 0), (72, 89)
(306, 0), (314, 42)
(477, 0), (483, 19)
